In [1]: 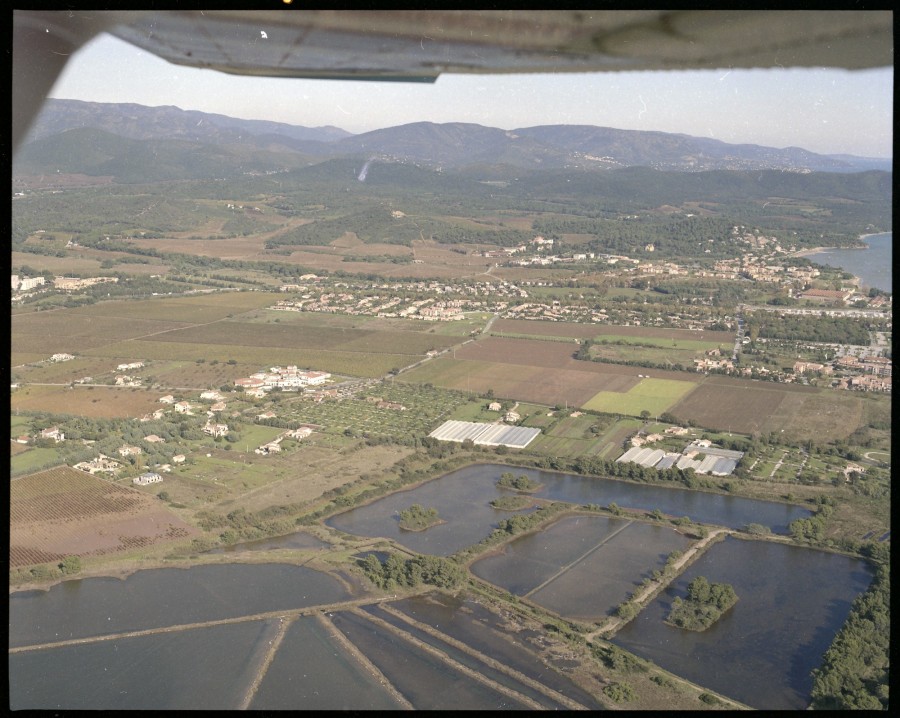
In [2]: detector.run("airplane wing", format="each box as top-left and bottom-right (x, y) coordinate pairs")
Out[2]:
(12, 9), (894, 153)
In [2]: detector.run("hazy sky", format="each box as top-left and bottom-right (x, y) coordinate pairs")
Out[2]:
(48, 32), (893, 158)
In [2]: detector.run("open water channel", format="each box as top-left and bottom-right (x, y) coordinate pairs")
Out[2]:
(10, 463), (871, 710)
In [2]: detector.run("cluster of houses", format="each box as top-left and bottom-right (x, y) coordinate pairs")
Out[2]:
(693, 348), (735, 373)
(272, 278), (528, 320)
(11, 274), (118, 294)
(11, 275), (46, 292)
(233, 366), (331, 395)
(254, 427), (313, 455)
(793, 354), (891, 393)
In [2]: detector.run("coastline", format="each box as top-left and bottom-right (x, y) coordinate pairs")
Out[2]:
(790, 231), (890, 259)
(789, 232), (891, 292)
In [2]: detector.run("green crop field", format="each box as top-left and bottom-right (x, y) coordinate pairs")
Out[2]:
(582, 378), (696, 416)
(10, 448), (63, 476)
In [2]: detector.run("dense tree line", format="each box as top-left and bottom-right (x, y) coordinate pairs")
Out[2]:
(809, 564), (889, 710)
(745, 311), (873, 345)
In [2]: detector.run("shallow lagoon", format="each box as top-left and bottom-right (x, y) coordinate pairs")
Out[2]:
(612, 535), (874, 710)
(10, 465), (865, 710)
(8, 563), (351, 648)
(327, 463), (811, 555)
(471, 514), (693, 620)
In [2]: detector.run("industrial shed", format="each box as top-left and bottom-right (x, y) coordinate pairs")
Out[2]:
(428, 420), (541, 449)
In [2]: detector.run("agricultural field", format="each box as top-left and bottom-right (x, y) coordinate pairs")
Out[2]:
(669, 379), (794, 436)
(582, 378), (696, 416)
(145, 359), (262, 390)
(126, 233), (282, 260)
(11, 312), (190, 355)
(402, 336), (702, 408)
(667, 375), (867, 442)
(10, 466), (199, 568)
(584, 335), (727, 369)
(86, 340), (410, 378)
(10, 385), (163, 419)
(142, 320), (457, 356)
(66, 291), (283, 322)
(401, 357), (635, 408)
(11, 356), (129, 385)
(525, 410), (625, 458)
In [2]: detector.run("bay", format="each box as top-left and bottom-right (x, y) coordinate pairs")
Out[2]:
(803, 232), (892, 293)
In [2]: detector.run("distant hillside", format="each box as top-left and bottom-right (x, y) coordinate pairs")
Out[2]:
(340, 122), (890, 173)
(26, 99), (352, 145)
(13, 127), (317, 182)
(17, 100), (891, 179)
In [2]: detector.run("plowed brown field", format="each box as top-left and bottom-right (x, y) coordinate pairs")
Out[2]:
(403, 337), (701, 407)
(10, 466), (200, 568)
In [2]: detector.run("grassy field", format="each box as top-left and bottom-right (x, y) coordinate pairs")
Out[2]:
(10, 447), (63, 476)
(582, 378), (696, 416)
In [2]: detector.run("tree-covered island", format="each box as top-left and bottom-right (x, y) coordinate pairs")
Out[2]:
(397, 503), (443, 531)
(496, 472), (543, 493)
(666, 576), (738, 631)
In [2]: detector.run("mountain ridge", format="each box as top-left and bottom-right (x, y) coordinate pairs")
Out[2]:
(19, 99), (892, 179)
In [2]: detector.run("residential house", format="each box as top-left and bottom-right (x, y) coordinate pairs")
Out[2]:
(39, 426), (65, 443)
(203, 422), (229, 438)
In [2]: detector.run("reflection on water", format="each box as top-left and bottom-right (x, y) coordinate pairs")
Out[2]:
(382, 593), (607, 709)
(330, 610), (533, 710)
(612, 536), (874, 710)
(206, 530), (329, 554)
(249, 616), (401, 710)
(8, 563), (351, 648)
(10, 621), (275, 710)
